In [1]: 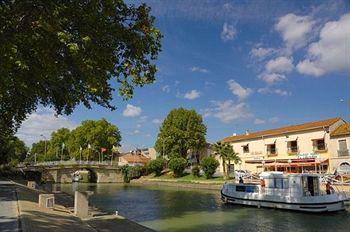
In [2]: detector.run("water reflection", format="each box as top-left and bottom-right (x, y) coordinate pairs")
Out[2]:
(55, 183), (350, 232)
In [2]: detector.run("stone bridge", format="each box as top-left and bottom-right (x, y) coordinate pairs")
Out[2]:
(18, 162), (123, 183)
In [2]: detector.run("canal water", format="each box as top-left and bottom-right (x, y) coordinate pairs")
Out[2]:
(55, 183), (350, 232)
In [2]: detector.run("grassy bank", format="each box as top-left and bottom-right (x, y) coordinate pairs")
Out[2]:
(137, 172), (226, 185)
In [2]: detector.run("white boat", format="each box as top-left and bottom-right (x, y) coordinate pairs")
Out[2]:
(221, 172), (348, 212)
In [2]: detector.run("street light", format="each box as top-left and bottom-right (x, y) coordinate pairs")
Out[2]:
(40, 134), (47, 158)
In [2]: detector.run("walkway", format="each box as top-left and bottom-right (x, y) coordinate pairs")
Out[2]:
(0, 181), (19, 232)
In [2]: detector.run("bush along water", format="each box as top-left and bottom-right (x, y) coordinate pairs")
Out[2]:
(191, 165), (200, 177)
(168, 157), (187, 177)
(200, 156), (219, 179)
(147, 157), (166, 176)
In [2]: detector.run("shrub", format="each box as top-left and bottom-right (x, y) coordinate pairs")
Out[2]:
(200, 156), (219, 179)
(168, 157), (187, 177)
(148, 157), (166, 176)
(191, 165), (200, 177)
(121, 165), (143, 183)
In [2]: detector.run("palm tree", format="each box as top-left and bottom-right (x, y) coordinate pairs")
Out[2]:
(212, 141), (240, 179)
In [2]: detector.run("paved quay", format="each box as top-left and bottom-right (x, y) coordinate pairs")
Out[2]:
(0, 181), (19, 232)
(1, 180), (153, 232)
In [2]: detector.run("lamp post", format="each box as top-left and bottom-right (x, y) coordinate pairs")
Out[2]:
(262, 160), (265, 172)
(40, 134), (47, 158)
(288, 159), (292, 173)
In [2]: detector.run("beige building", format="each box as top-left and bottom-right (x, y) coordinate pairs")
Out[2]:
(330, 123), (350, 174)
(222, 117), (349, 174)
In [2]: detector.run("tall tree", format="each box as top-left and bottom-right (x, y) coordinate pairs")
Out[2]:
(212, 141), (241, 179)
(68, 119), (121, 161)
(155, 108), (207, 159)
(29, 140), (49, 162)
(48, 128), (71, 161)
(0, 0), (162, 136)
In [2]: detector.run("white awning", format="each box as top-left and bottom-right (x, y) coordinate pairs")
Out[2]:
(264, 139), (276, 145)
(285, 136), (298, 142)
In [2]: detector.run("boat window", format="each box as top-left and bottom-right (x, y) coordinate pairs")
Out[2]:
(236, 185), (246, 192)
(302, 176), (320, 196)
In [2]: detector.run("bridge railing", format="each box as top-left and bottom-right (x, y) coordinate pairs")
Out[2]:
(18, 160), (118, 168)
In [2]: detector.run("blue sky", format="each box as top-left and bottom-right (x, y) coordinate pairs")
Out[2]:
(17, 0), (350, 150)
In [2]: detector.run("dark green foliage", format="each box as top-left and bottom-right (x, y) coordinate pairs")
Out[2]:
(191, 165), (200, 177)
(168, 157), (187, 177)
(0, 0), (162, 135)
(0, 135), (28, 165)
(155, 108), (207, 159)
(121, 165), (143, 183)
(147, 157), (166, 176)
(200, 156), (219, 179)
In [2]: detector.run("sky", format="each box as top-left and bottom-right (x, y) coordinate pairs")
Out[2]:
(16, 0), (350, 151)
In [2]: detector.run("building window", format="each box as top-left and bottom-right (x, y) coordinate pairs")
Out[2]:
(243, 145), (249, 153)
(338, 140), (349, 157)
(267, 144), (277, 156)
(313, 139), (326, 151)
(287, 140), (298, 154)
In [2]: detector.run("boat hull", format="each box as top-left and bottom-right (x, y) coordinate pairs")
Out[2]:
(221, 190), (346, 212)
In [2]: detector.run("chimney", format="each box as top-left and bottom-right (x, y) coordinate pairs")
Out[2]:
(232, 133), (237, 136)
(245, 130), (249, 135)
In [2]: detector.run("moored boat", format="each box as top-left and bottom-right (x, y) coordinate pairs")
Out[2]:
(221, 172), (348, 212)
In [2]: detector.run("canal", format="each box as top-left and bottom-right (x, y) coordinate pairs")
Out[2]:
(55, 183), (350, 232)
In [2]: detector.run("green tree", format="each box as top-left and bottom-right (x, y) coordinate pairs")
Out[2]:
(29, 140), (49, 162)
(68, 119), (121, 161)
(147, 157), (166, 176)
(212, 141), (241, 179)
(0, 0), (162, 136)
(168, 157), (187, 177)
(155, 108), (206, 159)
(200, 156), (219, 179)
(0, 135), (28, 165)
(48, 128), (71, 161)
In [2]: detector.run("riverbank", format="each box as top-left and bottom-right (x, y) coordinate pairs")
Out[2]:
(132, 174), (225, 190)
(9, 180), (153, 231)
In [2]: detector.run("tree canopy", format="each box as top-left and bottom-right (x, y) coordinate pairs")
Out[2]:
(155, 108), (207, 159)
(212, 141), (241, 179)
(0, 135), (28, 165)
(0, 0), (162, 136)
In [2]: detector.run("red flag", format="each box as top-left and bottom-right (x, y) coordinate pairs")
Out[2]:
(101, 147), (107, 153)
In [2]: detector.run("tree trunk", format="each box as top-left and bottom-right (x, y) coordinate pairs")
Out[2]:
(222, 157), (226, 179)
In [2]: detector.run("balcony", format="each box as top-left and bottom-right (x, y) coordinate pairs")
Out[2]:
(338, 149), (349, 157)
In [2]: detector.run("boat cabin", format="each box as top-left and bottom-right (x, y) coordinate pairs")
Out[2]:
(259, 172), (321, 197)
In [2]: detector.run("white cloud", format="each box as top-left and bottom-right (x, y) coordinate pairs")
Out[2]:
(205, 100), (252, 123)
(254, 118), (266, 125)
(221, 23), (237, 41)
(204, 81), (215, 87)
(132, 130), (140, 135)
(258, 87), (291, 96)
(16, 108), (77, 147)
(269, 117), (279, 123)
(184, 90), (201, 100)
(136, 124), (142, 128)
(297, 13), (350, 77)
(123, 104), (142, 117)
(190, 66), (209, 73)
(227, 79), (253, 101)
(265, 56), (294, 73)
(250, 47), (275, 59)
(161, 85), (170, 93)
(275, 13), (315, 50)
(259, 73), (287, 85)
(152, 118), (163, 124)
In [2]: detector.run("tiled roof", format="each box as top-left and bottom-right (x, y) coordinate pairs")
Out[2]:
(222, 117), (342, 143)
(121, 154), (151, 164)
(331, 123), (350, 137)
